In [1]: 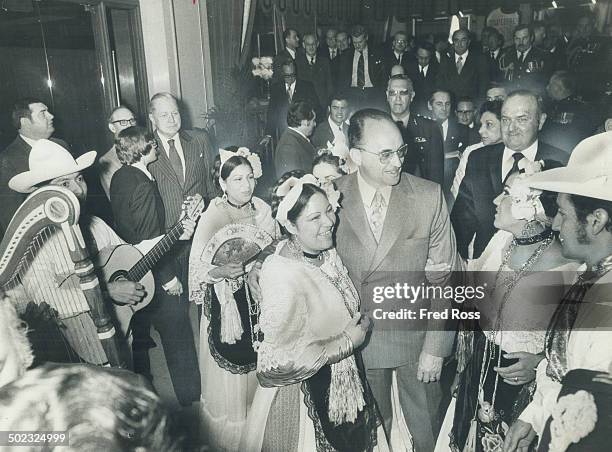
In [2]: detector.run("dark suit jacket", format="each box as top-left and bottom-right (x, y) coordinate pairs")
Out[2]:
(295, 54), (333, 112)
(406, 62), (439, 115)
(272, 48), (297, 82)
(441, 117), (472, 156)
(311, 119), (348, 150)
(437, 51), (490, 101)
(318, 45), (341, 62)
(395, 114), (444, 187)
(266, 79), (319, 139)
(499, 46), (551, 92)
(486, 48), (504, 81)
(0, 136), (69, 237)
(109, 165), (176, 285)
(451, 141), (568, 259)
(381, 48), (412, 78)
(274, 128), (316, 179)
(336, 47), (385, 90)
(150, 129), (216, 275)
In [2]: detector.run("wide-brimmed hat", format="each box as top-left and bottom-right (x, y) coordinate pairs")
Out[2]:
(523, 131), (612, 202)
(9, 139), (96, 193)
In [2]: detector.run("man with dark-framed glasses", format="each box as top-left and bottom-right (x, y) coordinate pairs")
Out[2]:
(385, 74), (444, 187)
(99, 105), (137, 199)
(334, 108), (460, 451)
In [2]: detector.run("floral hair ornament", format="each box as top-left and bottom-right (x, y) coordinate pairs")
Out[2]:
(509, 160), (548, 224)
(218, 147), (263, 191)
(275, 174), (340, 228)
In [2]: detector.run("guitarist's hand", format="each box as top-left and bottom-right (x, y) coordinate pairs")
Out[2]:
(108, 280), (146, 306)
(179, 218), (197, 240)
(165, 279), (183, 296)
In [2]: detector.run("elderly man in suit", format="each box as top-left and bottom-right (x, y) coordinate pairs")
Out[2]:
(437, 29), (490, 102)
(274, 100), (317, 179)
(335, 108), (459, 451)
(336, 25), (385, 110)
(386, 75), (444, 187)
(266, 60), (319, 141)
(98, 105), (137, 199)
(382, 31), (413, 79)
(406, 41), (438, 117)
(296, 33), (333, 116)
(319, 27), (340, 61)
(0, 98), (64, 237)
(272, 28), (300, 82)
(451, 90), (568, 259)
(311, 93), (350, 150)
(147, 91), (215, 406)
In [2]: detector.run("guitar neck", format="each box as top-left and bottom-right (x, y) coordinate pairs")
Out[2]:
(127, 222), (183, 282)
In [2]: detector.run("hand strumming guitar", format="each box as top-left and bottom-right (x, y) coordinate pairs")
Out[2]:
(107, 280), (146, 306)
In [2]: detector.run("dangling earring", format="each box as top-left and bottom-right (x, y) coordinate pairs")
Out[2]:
(222, 191), (228, 203)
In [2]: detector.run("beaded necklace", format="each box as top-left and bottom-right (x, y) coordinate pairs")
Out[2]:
(474, 232), (554, 425)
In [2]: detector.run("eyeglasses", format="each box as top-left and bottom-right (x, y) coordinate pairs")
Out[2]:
(356, 143), (409, 164)
(112, 118), (137, 126)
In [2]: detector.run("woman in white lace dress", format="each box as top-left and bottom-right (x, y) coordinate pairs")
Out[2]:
(436, 164), (580, 452)
(189, 148), (278, 451)
(241, 172), (389, 452)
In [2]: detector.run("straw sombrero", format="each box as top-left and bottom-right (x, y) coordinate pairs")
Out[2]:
(9, 139), (97, 194)
(523, 131), (612, 202)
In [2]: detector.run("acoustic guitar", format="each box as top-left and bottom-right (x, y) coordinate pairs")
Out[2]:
(95, 195), (205, 336)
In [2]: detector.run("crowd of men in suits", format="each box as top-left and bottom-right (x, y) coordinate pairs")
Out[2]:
(266, 18), (608, 214)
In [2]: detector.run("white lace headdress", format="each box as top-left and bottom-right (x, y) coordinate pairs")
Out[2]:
(274, 174), (340, 228)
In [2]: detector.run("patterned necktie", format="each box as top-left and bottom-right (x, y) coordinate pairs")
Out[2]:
(456, 55), (464, 74)
(357, 51), (365, 88)
(370, 191), (386, 242)
(167, 139), (184, 185)
(286, 84), (292, 101)
(518, 51), (524, 63)
(331, 49), (336, 59)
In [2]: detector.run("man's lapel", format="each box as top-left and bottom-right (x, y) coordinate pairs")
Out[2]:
(180, 130), (195, 186)
(368, 182), (410, 273)
(154, 131), (182, 186)
(340, 175), (378, 257)
(489, 143), (505, 194)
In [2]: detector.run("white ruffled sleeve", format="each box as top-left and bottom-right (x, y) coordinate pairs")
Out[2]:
(256, 258), (328, 386)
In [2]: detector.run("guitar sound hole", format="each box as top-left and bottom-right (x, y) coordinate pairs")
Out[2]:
(109, 270), (129, 283)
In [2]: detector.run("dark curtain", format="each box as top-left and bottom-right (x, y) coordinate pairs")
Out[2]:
(206, 0), (258, 147)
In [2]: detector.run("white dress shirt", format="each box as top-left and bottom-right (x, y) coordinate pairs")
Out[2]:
(394, 51), (404, 64)
(455, 50), (469, 67)
(391, 112), (410, 128)
(351, 47), (374, 88)
(517, 47), (531, 61)
(327, 117), (347, 145)
(501, 140), (538, 181)
(286, 80), (296, 100)
(357, 171), (392, 233)
(20, 134), (38, 148)
(441, 119), (449, 141)
(158, 132), (186, 178)
(286, 47), (296, 59)
(419, 64), (429, 77)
